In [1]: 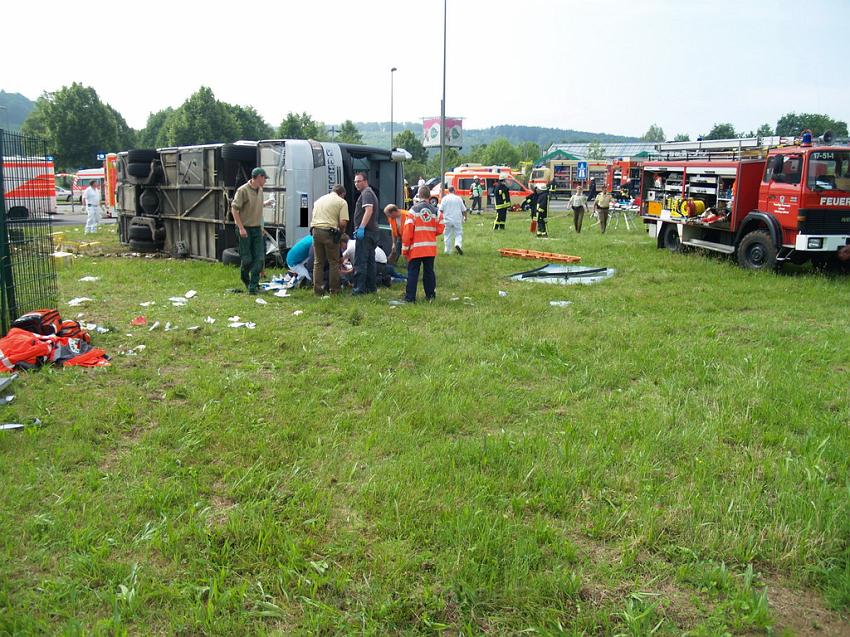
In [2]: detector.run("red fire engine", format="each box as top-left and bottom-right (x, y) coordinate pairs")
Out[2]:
(640, 133), (850, 269)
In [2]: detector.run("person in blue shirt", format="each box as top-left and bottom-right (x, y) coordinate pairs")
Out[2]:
(286, 234), (314, 287)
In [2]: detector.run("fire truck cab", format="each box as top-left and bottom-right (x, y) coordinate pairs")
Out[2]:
(641, 135), (850, 270)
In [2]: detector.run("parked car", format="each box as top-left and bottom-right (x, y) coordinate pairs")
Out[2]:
(55, 186), (73, 203)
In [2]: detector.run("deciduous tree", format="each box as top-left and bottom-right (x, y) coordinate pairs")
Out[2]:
(641, 124), (665, 142)
(337, 120), (363, 144)
(704, 123), (737, 140)
(775, 112), (847, 137)
(393, 129), (427, 163)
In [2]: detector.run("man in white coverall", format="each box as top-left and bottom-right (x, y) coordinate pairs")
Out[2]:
(438, 185), (468, 255)
(83, 181), (103, 234)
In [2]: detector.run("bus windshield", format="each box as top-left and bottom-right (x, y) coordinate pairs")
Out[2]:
(808, 151), (850, 191)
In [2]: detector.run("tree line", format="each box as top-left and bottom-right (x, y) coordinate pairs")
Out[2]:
(19, 82), (849, 173)
(641, 114), (848, 144)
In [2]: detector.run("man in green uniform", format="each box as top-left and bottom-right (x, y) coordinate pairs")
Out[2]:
(231, 167), (269, 294)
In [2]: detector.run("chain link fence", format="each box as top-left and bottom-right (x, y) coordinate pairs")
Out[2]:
(0, 130), (58, 333)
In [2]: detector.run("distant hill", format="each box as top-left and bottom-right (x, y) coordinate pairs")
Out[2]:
(0, 91), (35, 131)
(353, 121), (639, 149)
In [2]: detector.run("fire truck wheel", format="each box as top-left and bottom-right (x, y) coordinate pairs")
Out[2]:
(221, 247), (241, 266)
(737, 230), (777, 270)
(661, 223), (684, 253)
(127, 149), (158, 163)
(221, 144), (257, 163)
(127, 162), (152, 178)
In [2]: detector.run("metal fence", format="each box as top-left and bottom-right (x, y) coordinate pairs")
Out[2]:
(0, 130), (58, 333)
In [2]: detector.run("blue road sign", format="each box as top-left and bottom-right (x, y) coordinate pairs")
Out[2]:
(577, 161), (588, 180)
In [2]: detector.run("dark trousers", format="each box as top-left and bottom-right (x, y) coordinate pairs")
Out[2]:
(572, 206), (585, 233)
(405, 256), (435, 302)
(597, 207), (609, 233)
(312, 227), (340, 294)
(537, 212), (548, 237)
(353, 229), (379, 294)
(494, 206), (508, 230)
(238, 226), (264, 293)
(471, 195), (482, 211)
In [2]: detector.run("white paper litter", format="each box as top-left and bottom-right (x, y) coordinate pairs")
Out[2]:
(227, 315), (240, 322)
(273, 289), (290, 298)
(164, 322), (176, 331)
(78, 276), (100, 282)
(67, 297), (92, 307)
(246, 322), (256, 329)
(498, 290), (507, 297)
(140, 301), (156, 307)
(255, 298), (268, 305)
(229, 322), (245, 328)
(204, 316), (216, 324)
(450, 296), (460, 301)
(148, 321), (160, 332)
(168, 296), (188, 305)
(184, 290), (197, 299)
(549, 301), (573, 307)
(292, 310), (303, 316)
(186, 326), (200, 331)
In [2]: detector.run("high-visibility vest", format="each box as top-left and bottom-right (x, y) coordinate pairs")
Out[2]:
(389, 210), (411, 241)
(402, 203), (444, 259)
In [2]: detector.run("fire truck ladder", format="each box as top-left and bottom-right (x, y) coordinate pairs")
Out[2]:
(654, 136), (796, 162)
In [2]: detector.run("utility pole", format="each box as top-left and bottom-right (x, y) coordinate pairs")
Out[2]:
(390, 67), (397, 149)
(439, 0), (447, 196)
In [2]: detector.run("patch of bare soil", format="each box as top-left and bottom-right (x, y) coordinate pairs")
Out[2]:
(766, 579), (849, 637)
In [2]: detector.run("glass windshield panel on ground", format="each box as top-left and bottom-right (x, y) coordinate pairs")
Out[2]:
(808, 151), (850, 191)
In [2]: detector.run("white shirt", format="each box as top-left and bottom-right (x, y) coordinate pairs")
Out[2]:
(342, 240), (388, 264)
(569, 193), (587, 208)
(84, 186), (100, 208)
(438, 193), (467, 224)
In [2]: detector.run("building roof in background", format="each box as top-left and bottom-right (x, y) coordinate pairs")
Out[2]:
(543, 142), (657, 161)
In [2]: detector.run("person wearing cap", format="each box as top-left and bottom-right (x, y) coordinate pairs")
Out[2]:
(231, 167), (272, 294)
(492, 177), (511, 230)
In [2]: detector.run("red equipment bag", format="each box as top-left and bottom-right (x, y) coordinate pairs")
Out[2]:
(56, 320), (91, 344)
(11, 309), (62, 336)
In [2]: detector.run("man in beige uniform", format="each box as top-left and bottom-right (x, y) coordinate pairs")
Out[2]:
(231, 167), (268, 294)
(310, 184), (349, 295)
(594, 188), (613, 233)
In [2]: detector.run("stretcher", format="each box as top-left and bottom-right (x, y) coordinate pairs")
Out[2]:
(498, 248), (581, 263)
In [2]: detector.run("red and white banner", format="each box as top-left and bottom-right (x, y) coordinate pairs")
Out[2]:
(422, 117), (463, 148)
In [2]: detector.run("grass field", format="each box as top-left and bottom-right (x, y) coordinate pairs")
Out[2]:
(1, 209), (849, 635)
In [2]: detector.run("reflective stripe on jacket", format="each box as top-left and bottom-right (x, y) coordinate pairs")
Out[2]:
(402, 203), (444, 259)
(494, 184), (511, 209)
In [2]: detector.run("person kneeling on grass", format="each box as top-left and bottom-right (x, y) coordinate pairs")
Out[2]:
(401, 185), (444, 303)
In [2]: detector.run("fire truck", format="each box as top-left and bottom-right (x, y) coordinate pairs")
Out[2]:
(640, 133), (850, 269)
(114, 140), (405, 261)
(608, 159), (643, 199)
(529, 160), (609, 198)
(2, 156), (57, 216)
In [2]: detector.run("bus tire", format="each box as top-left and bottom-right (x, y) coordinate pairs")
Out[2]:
(128, 225), (153, 241)
(127, 149), (158, 163)
(127, 162), (152, 178)
(737, 230), (777, 270)
(129, 239), (162, 253)
(661, 223), (684, 253)
(221, 247), (241, 266)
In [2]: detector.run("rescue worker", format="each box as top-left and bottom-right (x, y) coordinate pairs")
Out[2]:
(403, 179), (412, 209)
(231, 167), (273, 295)
(400, 185), (444, 303)
(535, 185), (550, 237)
(492, 177), (511, 230)
(384, 203), (410, 267)
(523, 186), (540, 215)
(470, 177), (483, 213)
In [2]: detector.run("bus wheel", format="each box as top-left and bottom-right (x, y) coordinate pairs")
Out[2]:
(737, 230), (777, 270)
(661, 223), (683, 253)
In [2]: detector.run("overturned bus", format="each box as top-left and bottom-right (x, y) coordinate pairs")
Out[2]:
(115, 140), (406, 261)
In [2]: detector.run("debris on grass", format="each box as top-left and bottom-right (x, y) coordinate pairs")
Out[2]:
(205, 316), (216, 324)
(0, 418), (42, 432)
(130, 316), (147, 326)
(184, 290), (198, 299)
(139, 301), (155, 307)
(78, 276), (100, 282)
(549, 301), (573, 307)
(228, 316), (240, 322)
(498, 290), (508, 297)
(273, 289), (290, 298)
(292, 310), (303, 316)
(67, 297), (92, 307)
(510, 264), (616, 286)
(256, 298), (268, 305)
(148, 321), (160, 332)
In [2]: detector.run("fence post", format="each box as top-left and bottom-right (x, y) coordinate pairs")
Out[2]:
(0, 129), (15, 334)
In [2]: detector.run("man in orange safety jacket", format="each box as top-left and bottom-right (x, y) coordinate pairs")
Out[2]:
(401, 185), (444, 303)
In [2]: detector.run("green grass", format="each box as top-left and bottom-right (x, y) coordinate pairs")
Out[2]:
(1, 211), (849, 635)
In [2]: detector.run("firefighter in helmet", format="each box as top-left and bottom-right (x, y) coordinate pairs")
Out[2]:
(493, 177), (511, 230)
(535, 184), (550, 237)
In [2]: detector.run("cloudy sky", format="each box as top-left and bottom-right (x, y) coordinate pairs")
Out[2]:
(5, 0), (848, 138)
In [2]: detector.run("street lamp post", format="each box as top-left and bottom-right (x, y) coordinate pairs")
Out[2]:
(390, 67), (397, 149)
(440, 0), (447, 195)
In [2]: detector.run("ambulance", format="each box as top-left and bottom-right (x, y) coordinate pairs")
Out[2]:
(430, 168), (532, 208)
(2, 156), (57, 216)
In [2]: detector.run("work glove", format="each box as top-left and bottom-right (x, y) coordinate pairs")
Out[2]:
(355, 227), (365, 241)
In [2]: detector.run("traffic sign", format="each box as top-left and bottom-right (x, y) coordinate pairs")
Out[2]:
(577, 161), (588, 180)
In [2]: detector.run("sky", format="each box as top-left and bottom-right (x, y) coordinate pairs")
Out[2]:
(4, 0), (849, 140)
